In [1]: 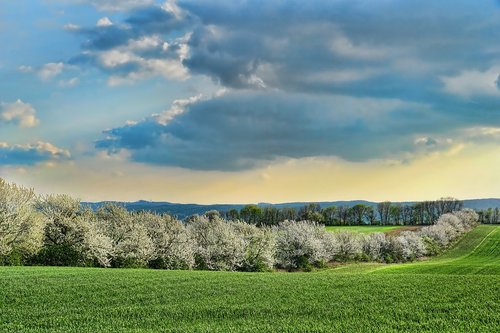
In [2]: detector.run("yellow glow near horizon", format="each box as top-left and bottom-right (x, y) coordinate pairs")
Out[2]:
(2, 142), (500, 204)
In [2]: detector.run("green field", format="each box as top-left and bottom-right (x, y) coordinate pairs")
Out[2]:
(325, 225), (408, 234)
(376, 224), (500, 275)
(0, 225), (498, 332)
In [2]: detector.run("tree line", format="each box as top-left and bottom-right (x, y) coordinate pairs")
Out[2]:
(477, 208), (500, 224)
(220, 198), (464, 226)
(0, 178), (479, 271)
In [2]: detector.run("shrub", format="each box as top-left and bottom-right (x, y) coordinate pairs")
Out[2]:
(438, 214), (464, 237)
(0, 251), (25, 266)
(0, 179), (45, 261)
(36, 195), (109, 266)
(420, 224), (449, 247)
(421, 236), (441, 256)
(141, 212), (195, 270)
(37, 194), (85, 247)
(419, 210), (477, 249)
(31, 244), (86, 266)
(97, 204), (154, 268)
(187, 215), (245, 271)
(80, 211), (114, 267)
(231, 221), (276, 272)
(453, 209), (479, 230)
(394, 231), (427, 261)
(333, 232), (362, 262)
(0, 180), (484, 272)
(364, 232), (389, 262)
(273, 221), (332, 270)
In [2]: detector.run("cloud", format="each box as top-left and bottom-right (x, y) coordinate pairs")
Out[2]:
(441, 67), (500, 98)
(63, 23), (80, 31)
(61, 0), (500, 171)
(68, 3), (191, 84)
(98, 34), (190, 85)
(96, 17), (113, 27)
(17, 65), (33, 73)
(180, 0), (500, 96)
(0, 99), (39, 128)
(414, 137), (439, 147)
(96, 92), (440, 170)
(58, 77), (80, 88)
(0, 141), (70, 166)
(66, 0), (500, 94)
(85, 0), (155, 11)
(38, 62), (65, 80)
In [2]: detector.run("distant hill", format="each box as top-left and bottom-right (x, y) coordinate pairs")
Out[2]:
(462, 199), (500, 210)
(83, 198), (500, 219)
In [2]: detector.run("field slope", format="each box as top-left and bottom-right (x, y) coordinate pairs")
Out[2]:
(375, 224), (499, 275)
(325, 225), (405, 234)
(0, 225), (498, 332)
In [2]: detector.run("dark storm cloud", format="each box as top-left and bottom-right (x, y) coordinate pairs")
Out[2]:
(91, 0), (500, 170)
(96, 92), (444, 170)
(181, 0), (500, 92)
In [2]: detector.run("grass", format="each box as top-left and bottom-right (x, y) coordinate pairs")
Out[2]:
(0, 225), (498, 332)
(375, 224), (500, 275)
(325, 225), (408, 234)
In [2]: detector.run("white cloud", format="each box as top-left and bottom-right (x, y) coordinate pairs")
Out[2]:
(87, 0), (154, 11)
(161, 0), (185, 20)
(38, 62), (65, 80)
(0, 141), (71, 165)
(0, 99), (39, 128)
(98, 34), (190, 85)
(152, 95), (202, 125)
(17, 65), (33, 73)
(31, 141), (71, 158)
(58, 77), (80, 88)
(63, 23), (80, 31)
(441, 67), (500, 97)
(96, 17), (113, 27)
(99, 49), (135, 68)
(304, 68), (381, 84)
(462, 126), (500, 141)
(330, 33), (389, 60)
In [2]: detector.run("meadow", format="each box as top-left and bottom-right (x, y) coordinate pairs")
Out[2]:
(324, 225), (411, 234)
(0, 225), (498, 332)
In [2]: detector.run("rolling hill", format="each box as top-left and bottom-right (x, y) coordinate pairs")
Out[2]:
(0, 224), (498, 332)
(84, 198), (500, 218)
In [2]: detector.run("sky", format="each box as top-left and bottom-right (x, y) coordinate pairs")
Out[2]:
(2, 0), (500, 203)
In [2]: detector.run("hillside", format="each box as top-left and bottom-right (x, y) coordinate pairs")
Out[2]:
(0, 225), (498, 332)
(376, 224), (500, 275)
(84, 198), (500, 218)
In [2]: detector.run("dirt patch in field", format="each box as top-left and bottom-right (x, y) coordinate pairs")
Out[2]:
(384, 226), (423, 236)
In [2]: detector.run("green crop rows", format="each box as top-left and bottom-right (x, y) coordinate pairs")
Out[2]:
(0, 225), (498, 332)
(325, 225), (406, 234)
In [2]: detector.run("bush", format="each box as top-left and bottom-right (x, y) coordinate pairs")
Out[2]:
(232, 222), (276, 272)
(0, 251), (25, 266)
(420, 213), (465, 248)
(187, 215), (245, 271)
(81, 214), (114, 267)
(364, 232), (389, 262)
(97, 204), (154, 268)
(142, 212), (194, 270)
(393, 231), (426, 261)
(0, 179), (484, 272)
(273, 221), (333, 270)
(333, 232), (362, 262)
(31, 244), (87, 266)
(0, 179), (45, 259)
(422, 236), (441, 256)
(453, 209), (479, 230)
